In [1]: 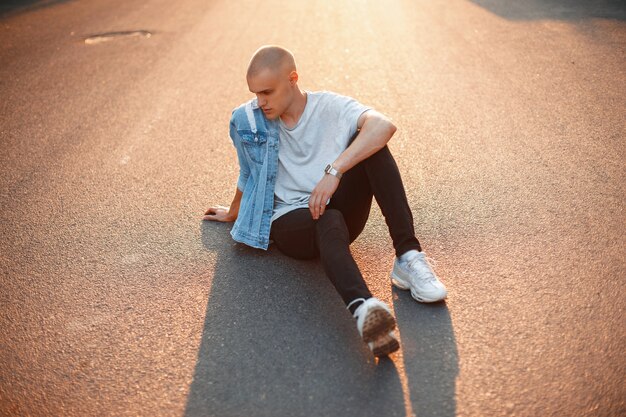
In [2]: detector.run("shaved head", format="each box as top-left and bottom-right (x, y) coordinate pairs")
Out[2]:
(247, 45), (296, 79)
(246, 45), (305, 121)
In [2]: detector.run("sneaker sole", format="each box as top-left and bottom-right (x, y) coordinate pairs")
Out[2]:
(371, 333), (400, 357)
(391, 272), (447, 303)
(361, 307), (396, 343)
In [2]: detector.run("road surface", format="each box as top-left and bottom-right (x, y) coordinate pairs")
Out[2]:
(1, 0), (625, 416)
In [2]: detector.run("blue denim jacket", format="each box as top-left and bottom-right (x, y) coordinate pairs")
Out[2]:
(229, 98), (279, 250)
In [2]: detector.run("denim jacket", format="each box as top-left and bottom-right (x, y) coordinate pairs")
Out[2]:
(229, 98), (279, 250)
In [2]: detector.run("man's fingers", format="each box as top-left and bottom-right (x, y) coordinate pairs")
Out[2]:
(310, 193), (320, 219)
(204, 206), (226, 221)
(205, 205), (229, 215)
(319, 194), (327, 216)
(316, 195), (324, 218)
(204, 212), (228, 222)
(310, 189), (332, 219)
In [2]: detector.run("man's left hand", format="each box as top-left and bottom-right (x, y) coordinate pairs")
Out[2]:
(309, 174), (340, 220)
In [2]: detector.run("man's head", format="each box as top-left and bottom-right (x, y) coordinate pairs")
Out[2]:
(246, 45), (299, 120)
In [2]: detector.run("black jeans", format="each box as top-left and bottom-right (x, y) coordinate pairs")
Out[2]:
(269, 143), (422, 306)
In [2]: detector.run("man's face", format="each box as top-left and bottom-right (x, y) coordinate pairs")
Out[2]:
(247, 68), (294, 120)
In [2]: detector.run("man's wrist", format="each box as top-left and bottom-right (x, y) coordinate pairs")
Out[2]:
(324, 163), (343, 179)
(227, 208), (238, 221)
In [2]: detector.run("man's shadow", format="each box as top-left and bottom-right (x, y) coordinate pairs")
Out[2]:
(468, 0), (626, 21)
(185, 221), (457, 417)
(394, 290), (458, 417)
(0, 0), (70, 18)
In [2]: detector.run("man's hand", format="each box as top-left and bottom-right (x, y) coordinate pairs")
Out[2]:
(204, 188), (242, 222)
(203, 205), (236, 222)
(309, 174), (340, 220)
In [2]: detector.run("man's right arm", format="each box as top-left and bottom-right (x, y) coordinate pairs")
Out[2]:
(203, 114), (249, 223)
(203, 187), (242, 222)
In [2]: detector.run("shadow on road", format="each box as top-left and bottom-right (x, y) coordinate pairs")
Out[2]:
(0, 0), (70, 18)
(186, 221), (458, 416)
(468, 0), (626, 21)
(394, 292), (458, 417)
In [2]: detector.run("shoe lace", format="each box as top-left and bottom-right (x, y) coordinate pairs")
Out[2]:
(406, 256), (437, 283)
(347, 297), (367, 317)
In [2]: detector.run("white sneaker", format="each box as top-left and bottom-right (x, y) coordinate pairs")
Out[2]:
(350, 297), (398, 356)
(391, 251), (447, 302)
(369, 330), (400, 357)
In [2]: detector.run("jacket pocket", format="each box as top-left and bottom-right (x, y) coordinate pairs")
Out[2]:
(239, 131), (268, 165)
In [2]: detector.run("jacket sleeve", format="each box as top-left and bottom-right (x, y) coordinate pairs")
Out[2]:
(229, 114), (251, 192)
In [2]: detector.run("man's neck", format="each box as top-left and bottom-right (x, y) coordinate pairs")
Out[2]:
(279, 89), (307, 128)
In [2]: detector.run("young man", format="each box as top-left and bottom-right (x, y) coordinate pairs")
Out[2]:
(204, 45), (447, 357)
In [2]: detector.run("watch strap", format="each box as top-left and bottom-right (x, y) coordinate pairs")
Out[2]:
(325, 164), (343, 179)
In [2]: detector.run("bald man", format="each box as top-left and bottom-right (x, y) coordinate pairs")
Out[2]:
(204, 45), (447, 358)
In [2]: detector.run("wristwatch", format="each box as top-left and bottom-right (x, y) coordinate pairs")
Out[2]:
(324, 164), (343, 179)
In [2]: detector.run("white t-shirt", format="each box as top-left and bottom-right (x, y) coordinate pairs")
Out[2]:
(271, 91), (371, 222)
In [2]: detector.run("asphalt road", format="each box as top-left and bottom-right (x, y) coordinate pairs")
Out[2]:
(1, 0), (625, 416)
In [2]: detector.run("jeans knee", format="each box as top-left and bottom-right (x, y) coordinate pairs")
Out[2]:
(318, 208), (345, 227)
(316, 209), (349, 243)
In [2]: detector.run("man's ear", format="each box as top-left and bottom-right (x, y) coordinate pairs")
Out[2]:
(289, 70), (299, 85)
